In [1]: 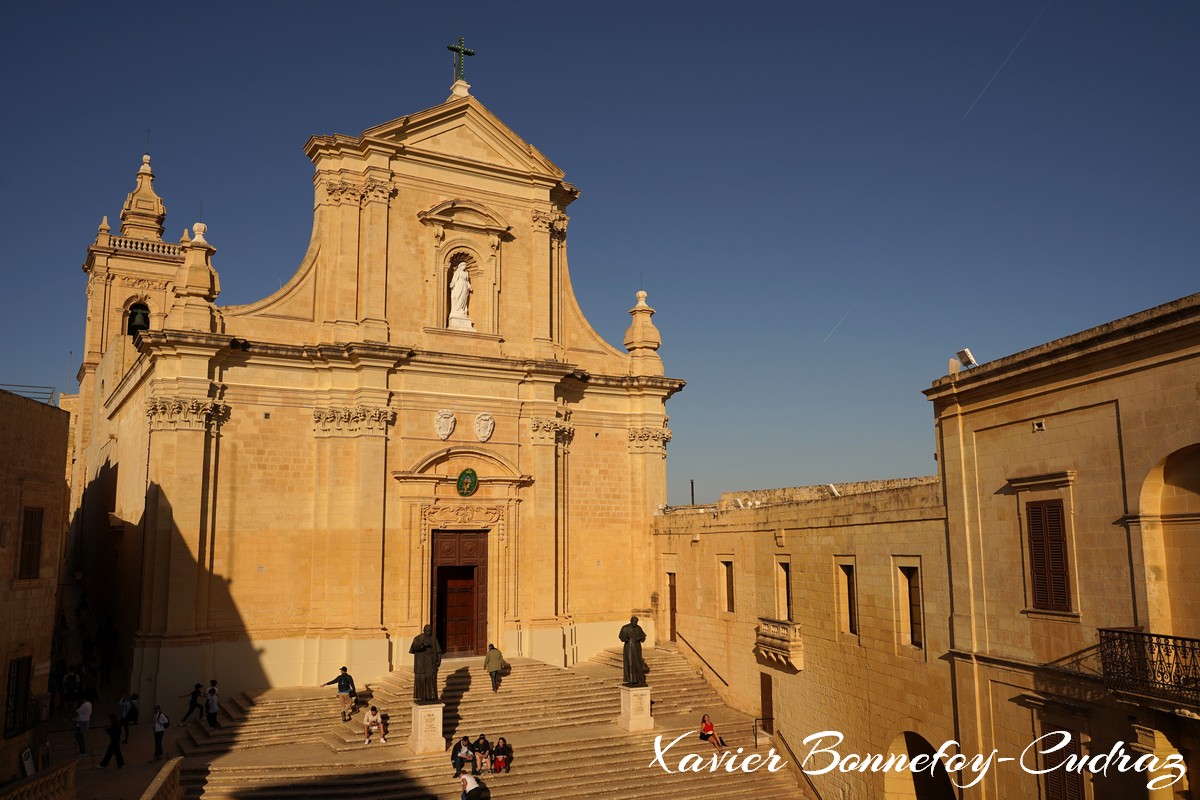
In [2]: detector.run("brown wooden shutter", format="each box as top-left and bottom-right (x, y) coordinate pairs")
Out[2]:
(1027, 500), (1070, 611)
(1043, 728), (1084, 800)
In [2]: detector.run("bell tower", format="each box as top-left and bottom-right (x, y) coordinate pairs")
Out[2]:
(73, 154), (193, 501)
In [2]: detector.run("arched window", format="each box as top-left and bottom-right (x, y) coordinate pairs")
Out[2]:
(127, 303), (150, 337)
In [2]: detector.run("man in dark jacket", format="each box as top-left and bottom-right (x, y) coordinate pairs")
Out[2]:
(322, 666), (357, 722)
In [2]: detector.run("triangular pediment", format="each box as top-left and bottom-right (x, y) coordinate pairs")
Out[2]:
(360, 95), (564, 180)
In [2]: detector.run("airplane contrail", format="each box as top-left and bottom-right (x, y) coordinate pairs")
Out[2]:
(962, 0), (1054, 121)
(823, 301), (859, 343)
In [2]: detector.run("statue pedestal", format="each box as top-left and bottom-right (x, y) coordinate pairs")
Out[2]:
(408, 701), (445, 754)
(617, 685), (653, 732)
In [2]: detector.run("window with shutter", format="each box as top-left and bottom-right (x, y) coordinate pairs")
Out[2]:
(18, 507), (43, 580)
(1027, 500), (1070, 611)
(1042, 728), (1085, 800)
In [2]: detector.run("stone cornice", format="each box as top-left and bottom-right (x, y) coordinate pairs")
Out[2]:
(137, 331), (413, 365)
(584, 374), (687, 397)
(925, 292), (1200, 401)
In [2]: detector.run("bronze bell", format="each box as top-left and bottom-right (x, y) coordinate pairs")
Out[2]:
(127, 306), (150, 335)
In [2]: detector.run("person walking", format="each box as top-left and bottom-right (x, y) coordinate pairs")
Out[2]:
(74, 695), (93, 755)
(180, 683), (203, 722)
(98, 713), (124, 768)
(205, 687), (222, 729)
(62, 666), (80, 719)
(151, 705), (169, 761)
(483, 644), (504, 692)
(321, 666), (357, 722)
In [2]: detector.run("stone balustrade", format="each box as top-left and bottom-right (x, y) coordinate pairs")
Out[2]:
(754, 616), (804, 672)
(109, 235), (183, 258)
(1, 759), (74, 800)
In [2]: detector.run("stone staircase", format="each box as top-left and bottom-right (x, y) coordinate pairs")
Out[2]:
(177, 647), (812, 799)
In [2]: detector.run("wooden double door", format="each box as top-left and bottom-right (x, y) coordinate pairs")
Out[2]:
(431, 530), (488, 656)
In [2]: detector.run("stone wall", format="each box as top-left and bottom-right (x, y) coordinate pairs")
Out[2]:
(653, 477), (955, 800)
(0, 390), (68, 783)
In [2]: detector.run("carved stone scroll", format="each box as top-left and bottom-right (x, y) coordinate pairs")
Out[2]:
(312, 405), (396, 436)
(146, 397), (229, 433)
(627, 426), (672, 455)
(530, 417), (574, 446)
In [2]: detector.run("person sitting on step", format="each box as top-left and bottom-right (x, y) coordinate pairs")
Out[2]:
(452, 735), (476, 777)
(471, 733), (493, 773)
(699, 713), (727, 752)
(362, 705), (385, 744)
(491, 737), (513, 773)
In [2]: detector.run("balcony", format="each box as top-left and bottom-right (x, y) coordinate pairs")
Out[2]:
(754, 617), (803, 672)
(1098, 628), (1200, 708)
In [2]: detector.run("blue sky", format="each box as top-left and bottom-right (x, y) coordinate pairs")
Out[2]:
(2, 2), (1196, 504)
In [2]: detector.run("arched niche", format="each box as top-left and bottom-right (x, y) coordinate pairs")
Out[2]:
(882, 731), (957, 800)
(417, 200), (510, 337)
(1138, 444), (1200, 637)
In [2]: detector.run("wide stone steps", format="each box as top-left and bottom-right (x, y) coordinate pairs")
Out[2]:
(176, 688), (345, 756)
(184, 723), (795, 800)
(586, 645), (726, 717)
(178, 647), (811, 799)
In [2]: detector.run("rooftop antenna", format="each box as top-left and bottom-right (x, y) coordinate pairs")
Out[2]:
(146, 128), (151, 154)
(199, 199), (204, 223)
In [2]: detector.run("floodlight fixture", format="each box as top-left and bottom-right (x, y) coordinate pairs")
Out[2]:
(956, 348), (979, 368)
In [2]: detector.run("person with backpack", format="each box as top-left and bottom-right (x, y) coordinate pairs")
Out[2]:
(321, 666), (357, 722)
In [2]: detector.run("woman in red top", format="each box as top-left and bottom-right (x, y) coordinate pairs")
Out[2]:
(699, 714), (727, 752)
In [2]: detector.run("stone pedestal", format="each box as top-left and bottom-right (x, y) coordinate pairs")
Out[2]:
(408, 701), (445, 754)
(617, 685), (653, 732)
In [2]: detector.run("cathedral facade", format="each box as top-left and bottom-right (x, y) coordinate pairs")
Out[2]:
(67, 80), (682, 703)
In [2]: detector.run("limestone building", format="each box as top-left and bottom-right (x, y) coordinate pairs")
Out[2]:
(0, 389), (69, 783)
(66, 79), (682, 705)
(652, 293), (1200, 800)
(653, 477), (960, 800)
(926, 293), (1200, 799)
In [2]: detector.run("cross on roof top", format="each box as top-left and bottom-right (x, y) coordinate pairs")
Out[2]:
(447, 37), (475, 82)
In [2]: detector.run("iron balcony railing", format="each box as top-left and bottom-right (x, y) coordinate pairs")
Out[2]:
(1098, 628), (1200, 707)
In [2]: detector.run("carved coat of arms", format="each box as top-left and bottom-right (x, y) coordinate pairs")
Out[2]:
(434, 409), (456, 441)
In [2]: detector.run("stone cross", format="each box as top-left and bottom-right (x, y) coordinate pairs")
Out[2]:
(447, 37), (475, 81)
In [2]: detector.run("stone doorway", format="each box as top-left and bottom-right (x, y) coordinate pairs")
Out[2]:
(431, 530), (488, 656)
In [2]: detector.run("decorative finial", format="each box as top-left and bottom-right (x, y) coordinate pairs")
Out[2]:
(139, 153), (152, 175)
(447, 37), (475, 82)
(625, 289), (664, 376)
(192, 222), (208, 245)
